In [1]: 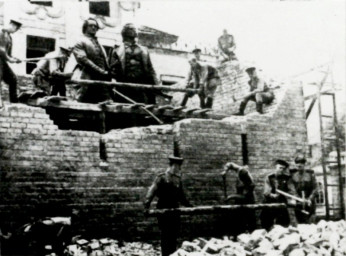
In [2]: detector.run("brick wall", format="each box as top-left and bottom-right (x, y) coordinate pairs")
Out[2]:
(0, 64), (309, 242)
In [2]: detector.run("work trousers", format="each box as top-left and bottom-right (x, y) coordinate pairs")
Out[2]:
(0, 59), (18, 103)
(158, 214), (180, 256)
(239, 91), (274, 114)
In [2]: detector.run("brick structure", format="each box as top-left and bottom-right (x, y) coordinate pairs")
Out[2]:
(0, 63), (308, 242)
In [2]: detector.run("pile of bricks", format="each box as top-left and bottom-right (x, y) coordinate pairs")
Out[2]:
(171, 220), (346, 256)
(64, 239), (160, 256)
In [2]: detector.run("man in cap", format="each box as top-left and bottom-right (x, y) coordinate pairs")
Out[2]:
(109, 23), (170, 104)
(218, 29), (237, 62)
(260, 159), (298, 230)
(234, 67), (274, 115)
(290, 155), (317, 224)
(144, 156), (191, 256)
(0, 19), (22, 103)
(31, 43), (72, 97)
(180, 58), (221, 109)
(72, 18), (112, 103)
(221, 162), (256, 235)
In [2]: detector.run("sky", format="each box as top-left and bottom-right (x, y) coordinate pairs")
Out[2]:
(135, 0), (346, 85)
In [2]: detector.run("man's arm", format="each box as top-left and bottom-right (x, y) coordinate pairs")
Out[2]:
(146, 53), (159, 85)
(144, 176), (160, 209)
(73, 40), (108, 76)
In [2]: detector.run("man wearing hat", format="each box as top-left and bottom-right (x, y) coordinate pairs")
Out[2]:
(234, 67), (274, 115)
(31, 43), (72, 97)
(0, 19), (22, 103)
(218, 29), (237, 62)
(144, 156), (191, 256)
(290, 155), (317, 224)
(260, 159), (298, 230)
(180, 58), (221, 108)
(220, 162), (256, 236)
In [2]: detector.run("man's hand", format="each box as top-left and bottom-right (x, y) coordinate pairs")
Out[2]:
(305, 199), (312, 207)
(221, 170), (227, 177)
(270, 193), (279, 199)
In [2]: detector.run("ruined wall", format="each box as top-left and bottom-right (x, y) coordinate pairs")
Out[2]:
(0, 63), (308, 241)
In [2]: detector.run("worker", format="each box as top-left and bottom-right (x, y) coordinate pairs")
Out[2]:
(109, 23), (171, 104)
(72, 18), (113, 103)
(31, 43), (72, 97)
(0, 19), (22, 104)
(144, 156), (191, 256)
(234, 67), (274, 115)
(260, 159), (298, 230)
(218, 29), (237, 62)
(290, 155), (317, 224)
(180, 58), (221, 109)
(221, 162), (256, 235)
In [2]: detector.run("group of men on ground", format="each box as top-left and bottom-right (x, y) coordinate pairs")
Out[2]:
(144, 155), (317, 256)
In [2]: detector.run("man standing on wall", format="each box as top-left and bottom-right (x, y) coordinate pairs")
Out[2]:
(31, 44), (72, 97)
(144, 156), (191, 256)
(181, 58), (221, 109)
(221, 161), (257, 235)
(234, 67), (274, 115)
(0, 19), (22, 104)
(290, 155), (317, 224)
(109, 23), (170, 104)
(218, 29), (237, 62)
(72, 18), (112, 103)
(260, 159), (298, 230)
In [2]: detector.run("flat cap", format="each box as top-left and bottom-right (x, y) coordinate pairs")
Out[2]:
(10, 19), (22, 28)
(245, 67), (256, 73)
(295, 155), (307, 164)
(275, 159), (289, 168)
(169, 155), (184, 164)
(192, 48), (202, 54)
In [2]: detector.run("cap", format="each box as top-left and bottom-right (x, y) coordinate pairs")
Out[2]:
(245, 67), (256, 73)
(295, 155), (307, 164)
(59, 43), (72, 53)
(169, 155), (184, 165)
(192, 48), (202, 54)
(275, 159), (289, 168)
(10, 19), (22, 28)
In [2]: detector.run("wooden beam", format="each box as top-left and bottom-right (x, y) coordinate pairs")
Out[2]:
(69, 79), (199, 93)
(148, 203), (287, 216)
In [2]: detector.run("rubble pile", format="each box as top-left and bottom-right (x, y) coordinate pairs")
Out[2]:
(171, 220), (346, 256)
(64, 238), (160, 256)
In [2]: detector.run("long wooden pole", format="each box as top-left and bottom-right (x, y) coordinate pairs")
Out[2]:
(148, 203), (287, 216)
(20, 56), (64, 62)
(70, 79), (199, 93)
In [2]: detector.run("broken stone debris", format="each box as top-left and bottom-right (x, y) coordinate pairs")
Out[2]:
(64, 239), (160, 256)
(171, 220), (346, 256)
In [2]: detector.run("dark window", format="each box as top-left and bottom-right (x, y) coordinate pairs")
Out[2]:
(29, 0), (52, 7)
(89, 1), (110, 16)
(315, 182), (325, 205)
(26, 35), (55, 74)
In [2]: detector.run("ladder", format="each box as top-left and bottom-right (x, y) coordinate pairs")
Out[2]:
(305, 65), (345, 220)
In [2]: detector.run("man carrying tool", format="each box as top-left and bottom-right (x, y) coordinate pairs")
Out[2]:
(72, 18), (113, 103)
(260, 159), (298, 230)
(0, 19), (22, 104)
(31, 43), (72, 97)
(234, 67), (274, 115)
(109, 23), (171, 105)
(221, 162), (256, 235)
(290, 155), (317, 224)
(144, 156), (191, 256)
(218, 29), (237, 62)
(180, 58), (221, 109)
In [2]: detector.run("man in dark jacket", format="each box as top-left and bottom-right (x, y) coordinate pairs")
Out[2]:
(109, 23), (170, 104)
(218, 29), (237, 62)
(290, 155), (317, 224)
(235, 67), (274, 115)
(72, 18), (112, 103)
(260, 159), (298, 230)
(0, 19), (22, 104)
(144, 156), (191, 256)
(221, 162), (256, 235)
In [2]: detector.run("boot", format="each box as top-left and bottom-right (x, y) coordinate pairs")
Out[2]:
(205, 97), (213, 108)
(256, 102), (263, 114)
(233, 101), (246, 115)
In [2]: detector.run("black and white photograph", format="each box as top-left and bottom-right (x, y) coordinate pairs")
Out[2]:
(0, 0), (345, 255)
